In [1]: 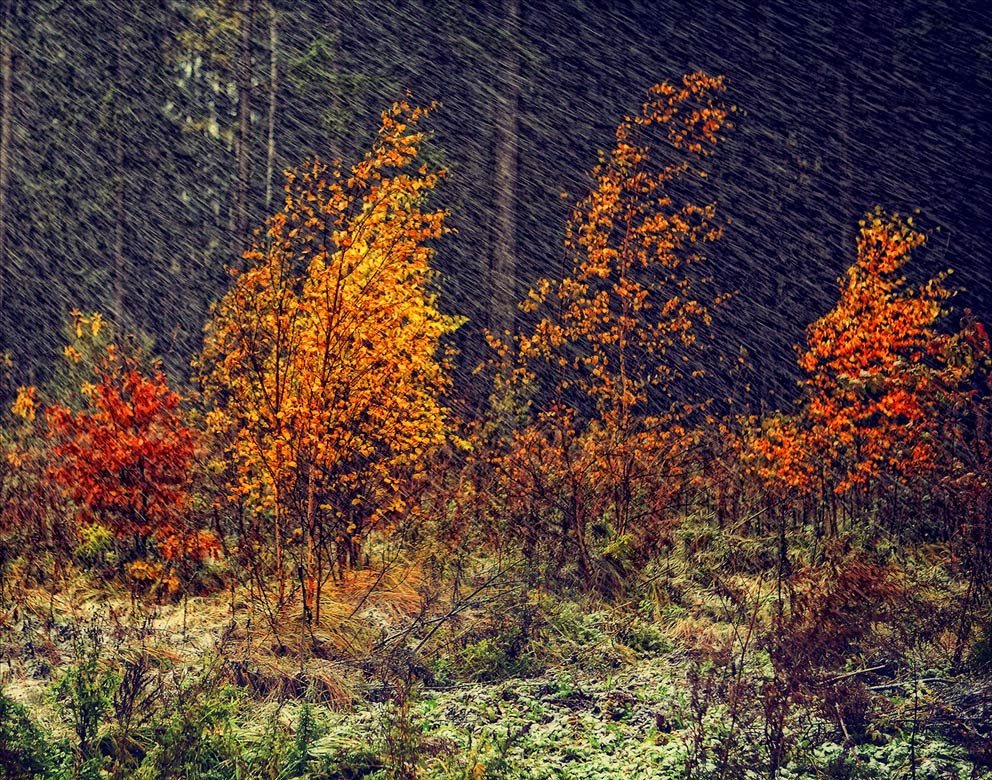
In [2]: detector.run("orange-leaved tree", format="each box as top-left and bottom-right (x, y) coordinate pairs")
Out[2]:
(516, 72), (732, 425)
(2, 383), (75, 592)
(755, 209), (986, 513)
(494, 73), (733, 580)
(802, 209), (969, 495)
(200, 101), (461, 612)
(45, 312), (208, 584)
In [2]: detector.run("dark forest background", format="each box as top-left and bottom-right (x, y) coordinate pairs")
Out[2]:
(0, 0), (988, 410)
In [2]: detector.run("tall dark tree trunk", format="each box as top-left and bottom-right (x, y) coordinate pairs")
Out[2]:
(490, 0), (520, 341)
(0, 0), (13, 349)
(235, 0), (255, 256)
(324, 2), (342, 163)
(830, 0), (858, 253)
(264, 2), (278, 212)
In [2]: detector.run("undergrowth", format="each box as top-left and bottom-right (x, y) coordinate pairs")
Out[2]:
(1, 517), (990, 780)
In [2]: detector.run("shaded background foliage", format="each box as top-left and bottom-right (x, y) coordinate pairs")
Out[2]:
(0, 0), (988, 410)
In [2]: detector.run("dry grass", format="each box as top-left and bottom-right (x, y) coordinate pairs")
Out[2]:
(0, 552), (445, 722)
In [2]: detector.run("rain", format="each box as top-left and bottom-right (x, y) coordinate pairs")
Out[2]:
(1, 2), (991, 778)
(0, 0), (987, 409)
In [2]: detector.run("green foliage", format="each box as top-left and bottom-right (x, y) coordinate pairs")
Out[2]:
(282, 703), (327, 778)
(379, 695), (424, 780)
(450, 636), (539, 683)
(966, 623), (992, 674)
(51, 637), (120, 774)
(617, 620), (672, 658)
(131, 692), (236, 780)
(73, 522), (115, 570)
(443, 595), (545, 683)
(0, 690), (52, 780)
(2, 595), (991, 780)
(796, 737), (982, 780)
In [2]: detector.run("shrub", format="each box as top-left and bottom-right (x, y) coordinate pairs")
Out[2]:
(0, 689), (52, 780)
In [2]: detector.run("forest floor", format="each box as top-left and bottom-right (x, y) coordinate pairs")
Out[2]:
(2, 547), (991, 780)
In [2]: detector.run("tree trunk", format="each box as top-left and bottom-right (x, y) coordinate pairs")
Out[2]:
(235, 0), (255, 256)
(0, 0), (14, 347)
(490, 0), (520, 341)
(305, 466), (316, 617)
(324, 3), (342, 163)
(299, 467), (315, 672)
(830, 0), (858, 254)
(271, 473), (284, 608)
(112, 12), (126, 324)
(264, 2), (277, 211)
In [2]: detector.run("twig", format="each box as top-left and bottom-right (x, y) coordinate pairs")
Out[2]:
(412, 564), (522, 655)
(371, 561), (522, 655)
(836, 702), (852, 745)
(868, 677), (956, 691)
(824, 664), (887, 685)
(341, 549), (402, 626)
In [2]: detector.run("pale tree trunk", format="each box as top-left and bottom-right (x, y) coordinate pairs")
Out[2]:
(1, 0), (15, 345)
(274, 481), (284, 607)
(235, 0), (255, 256)
(490, 0), (520, 342)
(305, 467), (316, 613)
(264, 2), (277, 211)
(298, 470), (315, 673)
(112, 13), (126, 324)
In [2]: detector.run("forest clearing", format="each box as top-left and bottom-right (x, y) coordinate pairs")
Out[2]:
(1, 2), (991, 778)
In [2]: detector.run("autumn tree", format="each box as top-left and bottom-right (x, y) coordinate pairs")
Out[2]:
(751, 209), (991, 528)
(517, 72), (732, 425)
(492, 73), (733, 582)
(44, 312), (208, 588)
(1, 382), (74, 596)
(200, 101), (461, 613)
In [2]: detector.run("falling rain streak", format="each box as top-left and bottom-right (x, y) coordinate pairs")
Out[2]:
(0, 1), (987, 410)
(0, 3), (991, 776)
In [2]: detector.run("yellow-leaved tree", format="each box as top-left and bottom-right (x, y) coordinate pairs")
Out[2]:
(200, 101), (461, 614)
